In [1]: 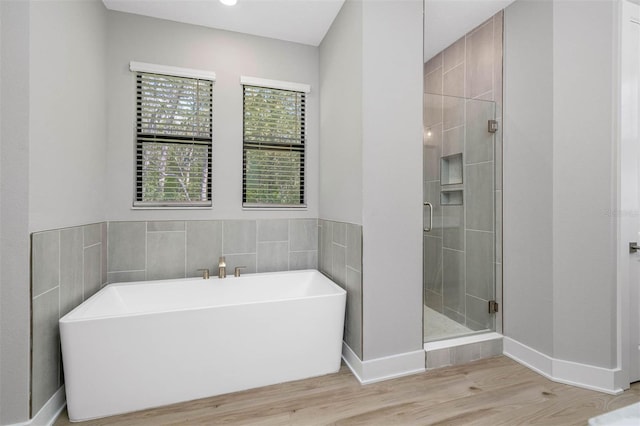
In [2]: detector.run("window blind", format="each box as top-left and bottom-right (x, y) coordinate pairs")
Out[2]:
(242, 85), (306, 207)
(135, 72), (213, 207)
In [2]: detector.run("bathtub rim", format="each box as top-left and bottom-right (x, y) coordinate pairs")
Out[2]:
(59, 269), (345, 324)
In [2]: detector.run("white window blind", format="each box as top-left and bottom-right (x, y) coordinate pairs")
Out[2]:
(134, 72), (213, 207)
(242, 84), (306, 207)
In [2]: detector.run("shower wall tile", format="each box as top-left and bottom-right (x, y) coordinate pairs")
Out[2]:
(424, 181), (443, 237)
(32, 230), (60, 297)
(443, 95), (465, 130)
(466, 18), (494, 100)
(443, 248), (465, 314)
(424, 52), (443, 76)
(442, 205), (464, 251)
(442, 125), (463, 157)
(424, 123), (442, 181)
(443, 36), (465, 72)
(424, 94), (443, 127)
(290, 219), (318, 251)
(60, 228), (83, 317)
(493, 12), (504, 107)
(443, 64), (465, 98)
(466, 294), (493, 331)
(465, 99), (495, 164)
(466, 230), (495, 300)
(186, 221), (222, 277)
(31, 288), (60, 415)
(425, 289), (443, 313)
(425, 67), (443, 95)
(108, 222), (146, 272)
(465, 162), (494, 232)
(257, 241), (289, 273)
(496, 190), (503, 263)
(223, 220), (257, 255)
(147, 231), (186, 280)
(258, 219), (288, 242)
(424, 235), (442, 293)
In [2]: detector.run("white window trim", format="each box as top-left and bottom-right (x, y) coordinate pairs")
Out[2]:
(130, 61), (216, 82)
(240, 76), (310, 93)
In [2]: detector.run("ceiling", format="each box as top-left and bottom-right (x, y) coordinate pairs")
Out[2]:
(103, 0), (517, 59)
(102, 0), (345, 46)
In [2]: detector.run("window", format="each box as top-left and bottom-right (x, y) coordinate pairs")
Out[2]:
(131, 62), (215, 207)
(242, 77), (309, 208)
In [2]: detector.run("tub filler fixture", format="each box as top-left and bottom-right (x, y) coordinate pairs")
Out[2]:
(60, 269), (346, 422)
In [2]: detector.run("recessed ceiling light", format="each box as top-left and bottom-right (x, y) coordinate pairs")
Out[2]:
(220, 0), (237, 6)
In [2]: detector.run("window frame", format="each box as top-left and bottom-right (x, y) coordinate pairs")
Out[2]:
(130, 62), (216, 208)
(240, 76), (311, 209)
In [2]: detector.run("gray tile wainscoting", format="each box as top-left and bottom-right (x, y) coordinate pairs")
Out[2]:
(30, 223), (107, 416)
(318, 219), (363, 359)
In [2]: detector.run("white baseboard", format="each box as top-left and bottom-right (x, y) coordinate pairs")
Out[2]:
(7, 386), (66, 426)
(503, 337), (624, 395)
(342, 342), (425, 384)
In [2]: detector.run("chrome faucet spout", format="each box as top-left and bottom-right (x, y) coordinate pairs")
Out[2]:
(218, 256), (226, 279)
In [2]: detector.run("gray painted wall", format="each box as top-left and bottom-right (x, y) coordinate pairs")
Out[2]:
(361, 0), (423, 360)
(0, 1), (31, 423)
(504, 0), (618, 368)
(106, 11), (320, 222)
(319, 0), (363, 225)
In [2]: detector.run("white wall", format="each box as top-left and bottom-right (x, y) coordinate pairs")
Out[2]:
(106, 11), (319, 221)
(504, 0), (618, 370)
(29, 0), (108, 233)
(0, 1), (31, 423)
(503, 0), (555, 356)
(319, 0), (363, 225)
(361, 0), (423, 360)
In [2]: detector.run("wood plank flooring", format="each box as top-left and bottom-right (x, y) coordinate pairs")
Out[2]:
(54, 356), (640, 425)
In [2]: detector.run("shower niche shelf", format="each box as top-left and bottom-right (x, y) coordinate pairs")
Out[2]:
(441, 153), (463, 185)
(441, 189), (463, 206)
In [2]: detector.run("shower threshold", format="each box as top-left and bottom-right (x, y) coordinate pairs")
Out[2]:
(424, 332), (503, 370)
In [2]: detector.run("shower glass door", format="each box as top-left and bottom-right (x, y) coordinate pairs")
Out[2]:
(423, 93), (497, 342)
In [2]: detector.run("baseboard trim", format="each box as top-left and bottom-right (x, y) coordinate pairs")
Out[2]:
(7, 386), (67, 426)
(503, 337), (624, 395)
(342, 342), (425, 384)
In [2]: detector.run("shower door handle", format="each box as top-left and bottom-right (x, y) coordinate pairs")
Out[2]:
(424, 202), (433, 232)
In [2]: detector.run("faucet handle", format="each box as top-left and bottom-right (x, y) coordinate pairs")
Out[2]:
(234, 266), (246, 277)
(218, 256), (226, 267)
(197, 268), (210, 279)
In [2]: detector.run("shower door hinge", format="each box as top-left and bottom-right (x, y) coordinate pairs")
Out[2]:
(488, 120), (499, 133)
(488, 300), (499, 314)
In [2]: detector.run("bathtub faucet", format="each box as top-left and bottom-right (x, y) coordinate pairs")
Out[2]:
(218, 256), (226, 279)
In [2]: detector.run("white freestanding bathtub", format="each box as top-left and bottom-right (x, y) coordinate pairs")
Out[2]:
(59, 269), (346, 422)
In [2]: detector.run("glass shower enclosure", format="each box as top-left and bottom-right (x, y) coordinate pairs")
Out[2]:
(423, 93), (497, 342)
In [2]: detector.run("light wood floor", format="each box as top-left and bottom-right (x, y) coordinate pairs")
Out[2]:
(54, 356), (640, 425)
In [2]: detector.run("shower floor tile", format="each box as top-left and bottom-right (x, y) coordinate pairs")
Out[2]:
(424, 305), (472, 342)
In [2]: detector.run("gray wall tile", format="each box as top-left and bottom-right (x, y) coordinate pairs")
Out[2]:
(465, 99), (495, 164)
(60, 228), (83, 317)
(480, 338), (503, 358)
(32, 230), (60, 297)
(424, 66), (442, 95)
(223, 220), (256, 255)
(424, 94), (443, 127)
(332, 221), (346, 246)
(290, 219), (318, 251)
(442, 205), (464, 251)
(466, 230), (494, 300)
(224, 253), (256, 275)
(466, 294), (493, 331)
(443, 64), (465, 98)
(424, 52), (442, 76)
(424, 123), (442, 181)
(107, 270), (146, 283)
(84, 244), (102, 299)
(442, 125), (463, 157)
(186, 221), (222, 278)
(443, 248), (465, 314)
(426, 348), (452, 369)
(31, 288), (60, 415)
(320, 220), (333, 276)
(443, 95), (464, 130)
(108, 222), (146, 272)
(257, 219), (288, 242)
(147, 221), (185, 232)
(466, 19), (494, 99)
(452, 342), (482, 364)
(331, 243), (347, 286)
(496, 190), (503, 263)
(345, 268), (363, 359)
(289, 251), (317, 271)
(424, 235), (442, 293)
(257, 241), (288, 273)
(83, 223), (102, 247)
(425, 289), (443, 313)
(101, 222), (108, 284)
(443, 36), (465, 72)
(147, 231), (186, 280)
(346, 224), (362, 272)
(465, 162), (494, 232)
